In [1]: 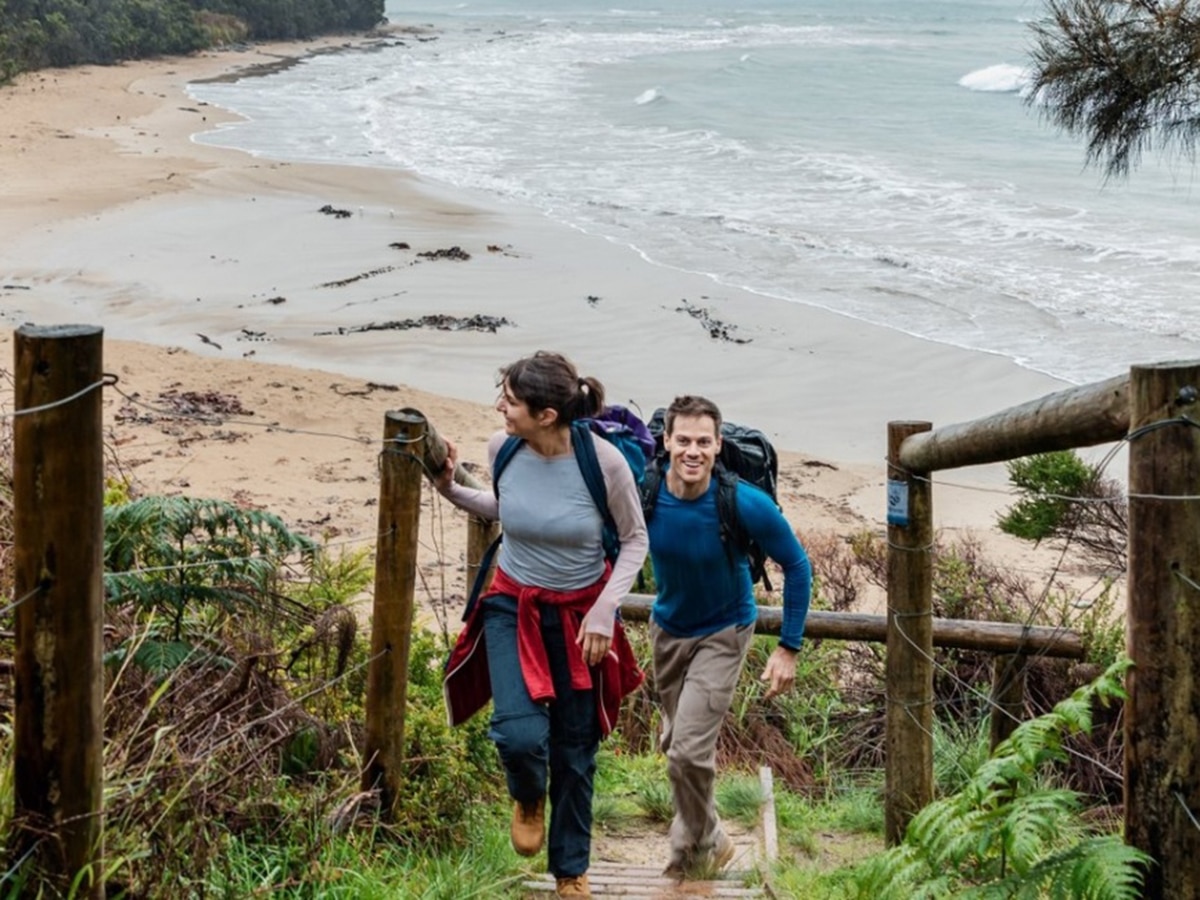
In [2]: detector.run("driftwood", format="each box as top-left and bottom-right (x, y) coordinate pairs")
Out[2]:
(318, 266), (395, 289)
(416, 246), (471, 261)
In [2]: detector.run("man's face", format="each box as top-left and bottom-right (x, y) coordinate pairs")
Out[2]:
(664, 414), (721, 488)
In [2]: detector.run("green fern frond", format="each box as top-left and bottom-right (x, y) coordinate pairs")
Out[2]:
(998, 789), (1082, 874)
(973, 836), (1149, 900)
(854, 659), (1139, 898)
(103, 495), (318, 637)
(1054, 837), (1150, 900)
(853, 844), (923, 898)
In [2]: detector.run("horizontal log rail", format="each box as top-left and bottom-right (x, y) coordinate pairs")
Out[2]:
(620, 594), (1084, 659)
(898, 373), (1129, 473)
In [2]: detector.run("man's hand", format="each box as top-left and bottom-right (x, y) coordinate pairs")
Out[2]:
(761, 646), (798, 699)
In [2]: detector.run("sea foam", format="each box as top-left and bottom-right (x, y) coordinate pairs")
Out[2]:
(958, 63), (1028, 93)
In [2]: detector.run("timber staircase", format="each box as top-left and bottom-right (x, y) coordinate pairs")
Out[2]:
(522, 768), (778, 898)
(521, 861), (767, 897)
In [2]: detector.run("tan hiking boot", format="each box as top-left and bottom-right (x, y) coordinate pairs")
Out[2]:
(555, 874), (591, 897)
(710, 831), (736, 870)
(510, 797), (545, 856)
(662, 860), (688, 881)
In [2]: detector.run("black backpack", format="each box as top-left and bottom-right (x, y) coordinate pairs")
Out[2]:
(643, 408), (780, 589)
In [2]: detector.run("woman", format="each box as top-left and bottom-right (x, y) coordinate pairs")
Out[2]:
(435, 351), (647, 899)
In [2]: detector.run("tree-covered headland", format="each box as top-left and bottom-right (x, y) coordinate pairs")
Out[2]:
(0, 0), (385, 83)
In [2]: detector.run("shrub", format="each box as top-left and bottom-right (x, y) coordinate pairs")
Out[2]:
(999, 451), (1127, 571)
(1001, 451), (1097, 540)
(194, 10), (250, 45)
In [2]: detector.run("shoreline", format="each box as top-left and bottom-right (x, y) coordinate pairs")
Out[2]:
(0, 39), (1070, 458)
(0, 36), (1119, 608)
(0, 38), (1085, 509)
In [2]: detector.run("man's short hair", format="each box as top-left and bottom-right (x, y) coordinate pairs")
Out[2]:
(665, 395), (723, 436)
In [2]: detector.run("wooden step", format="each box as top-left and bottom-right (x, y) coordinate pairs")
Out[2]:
(522, 862), (766, 898)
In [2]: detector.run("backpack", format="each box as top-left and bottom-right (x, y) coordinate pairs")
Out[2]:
(643, 408), (780, 590)
(491, 404), (654, 565)
(576, 404), (656, 489)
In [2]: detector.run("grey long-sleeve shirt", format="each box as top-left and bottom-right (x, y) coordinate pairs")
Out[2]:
(439, 429), (648, 638)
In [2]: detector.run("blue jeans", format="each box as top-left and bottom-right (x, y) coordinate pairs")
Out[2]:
(483, 595), (600, 878)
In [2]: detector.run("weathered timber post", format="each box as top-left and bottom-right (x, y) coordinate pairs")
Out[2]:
(363, 409), (425, 815)
(11, 325), (105, 898)
(466, 516), (500, 598)
(989, 654), (1026, 751)
(885, 421), (934, 846)
(1125, 361), (1200, 900)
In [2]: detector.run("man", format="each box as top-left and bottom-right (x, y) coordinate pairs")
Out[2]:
(644, 395), (812, 879)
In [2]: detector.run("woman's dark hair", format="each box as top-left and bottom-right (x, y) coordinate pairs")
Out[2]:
(499, 351), (604, 425)
(664, 395), (723, 435)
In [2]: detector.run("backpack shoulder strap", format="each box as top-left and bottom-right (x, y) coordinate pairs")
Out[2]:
(717, 468), (775, 590)
(571, 421), (622, 562)
(491, 435), (524, 500)
(715, 465), (745, 566)
(640, 461), (663, 523)
(570, 421), (610, 521)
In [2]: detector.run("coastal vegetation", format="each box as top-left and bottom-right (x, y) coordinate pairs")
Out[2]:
(0, 0), (384, 83)
(0, 408), (1144, 895)
(998, 450), (1128, 573)
(1028, 0), (1200, 177)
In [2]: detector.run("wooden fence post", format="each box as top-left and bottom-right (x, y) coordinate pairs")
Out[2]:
(1125, 361), (1200, 900)
(11, 325), (105, 898)
(363, 409), (426, 816)
(466, 516), (500, 598)
(885, 421), (934, 846)
(989, 654), (1026, 752)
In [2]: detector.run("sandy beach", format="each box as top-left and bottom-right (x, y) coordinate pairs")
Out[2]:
(0, 35), (1097, 607)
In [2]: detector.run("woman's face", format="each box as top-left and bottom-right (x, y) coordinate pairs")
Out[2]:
(495, 380), (541, 438)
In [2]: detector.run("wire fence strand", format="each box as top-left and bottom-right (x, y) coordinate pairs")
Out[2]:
(0, 375), (115, 420)
(2, 370), (1187, 841)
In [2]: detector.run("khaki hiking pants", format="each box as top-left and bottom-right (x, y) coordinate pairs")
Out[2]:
(651, 621), (755, 865)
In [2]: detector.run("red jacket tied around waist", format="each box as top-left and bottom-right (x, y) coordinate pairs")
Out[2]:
(443, 566), (644, 737)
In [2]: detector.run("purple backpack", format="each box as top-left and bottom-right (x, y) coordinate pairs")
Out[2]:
(579, 404), (656, 485)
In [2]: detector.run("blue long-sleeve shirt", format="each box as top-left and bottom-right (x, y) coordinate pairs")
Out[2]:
(647, 475), (812, 649)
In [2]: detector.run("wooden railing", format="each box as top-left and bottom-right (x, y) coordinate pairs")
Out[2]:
(11, 323), (1198, 900)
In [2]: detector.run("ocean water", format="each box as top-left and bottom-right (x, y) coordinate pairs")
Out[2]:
(189, 0), (1200, 386)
